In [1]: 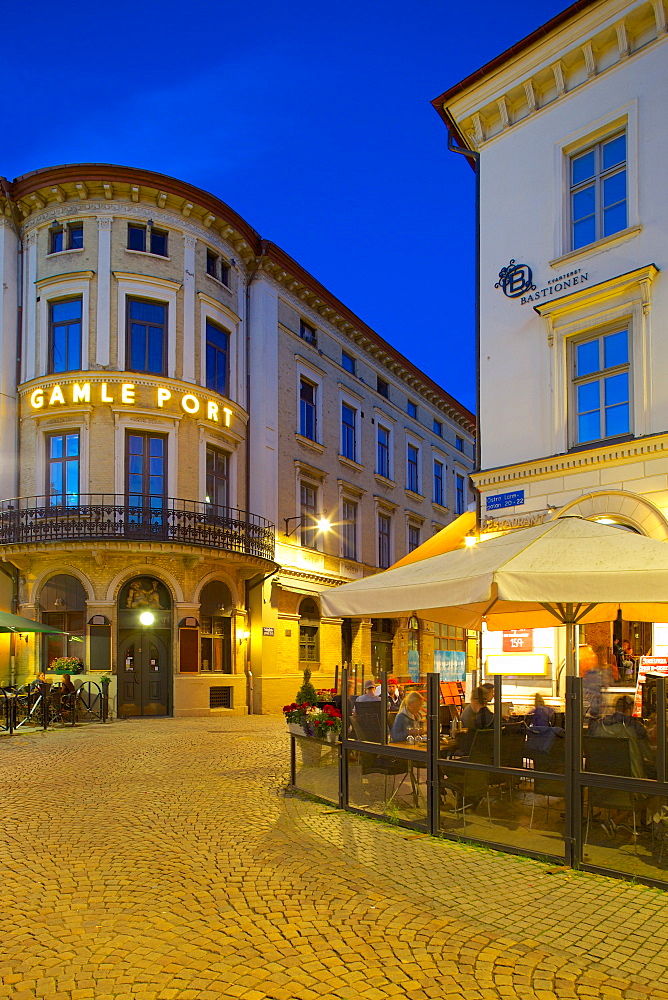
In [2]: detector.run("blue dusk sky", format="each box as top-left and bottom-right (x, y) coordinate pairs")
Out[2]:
(0, 0), (568, 414)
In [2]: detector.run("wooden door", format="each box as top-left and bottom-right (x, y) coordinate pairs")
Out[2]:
(118, 631), (170, 717)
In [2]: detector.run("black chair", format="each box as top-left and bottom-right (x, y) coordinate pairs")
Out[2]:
(352, 701), (383, 744)
(350, 708), (409, 805)
(441, 729), (493, 829)
(529, 738), (566, 830)
(583, 735), (648, 853)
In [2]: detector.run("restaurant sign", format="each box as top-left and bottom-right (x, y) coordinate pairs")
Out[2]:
(486, 490), (524, 511)
(633, 656), (668, 716)
(502, 630), (533, 653)
(27, 378), (233, 427)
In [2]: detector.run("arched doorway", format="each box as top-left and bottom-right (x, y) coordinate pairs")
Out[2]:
(117, 576), (172, 717)
(199, 581), (233, 674)
(40, 574), (87, 671)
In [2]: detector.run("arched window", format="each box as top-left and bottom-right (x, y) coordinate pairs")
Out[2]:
(407, 615), (420, 654)
(40, 574), (87, 669)
(299, 597), (320, 663)
(199, 581), (232, 673)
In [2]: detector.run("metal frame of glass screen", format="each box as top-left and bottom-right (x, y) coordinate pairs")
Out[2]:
(287, 669), (668, 889)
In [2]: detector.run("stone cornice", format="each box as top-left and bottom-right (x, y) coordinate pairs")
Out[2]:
(473, 431), (668, 489)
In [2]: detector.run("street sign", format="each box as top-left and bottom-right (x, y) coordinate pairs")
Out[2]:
(502, 629), (533, 652)
(262, 627), (275, 636)
(486, 490), (525, 510)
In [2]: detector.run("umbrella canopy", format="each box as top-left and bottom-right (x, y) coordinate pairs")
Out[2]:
(389, 511), (476, 569)
(320, 516), (668, 631)
(0, 610), (67, 635)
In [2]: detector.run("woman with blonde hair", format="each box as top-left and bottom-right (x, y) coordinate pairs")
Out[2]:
(390, 691), (424, 742)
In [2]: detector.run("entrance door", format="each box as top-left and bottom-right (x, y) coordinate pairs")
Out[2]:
(118, 631), (170, 716)
(125, 432), (167, 538)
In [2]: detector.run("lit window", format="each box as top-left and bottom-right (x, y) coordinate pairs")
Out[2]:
(341, 403), (356, 461)
(572, 329), (630, 445)
(570, 131), (627, 251)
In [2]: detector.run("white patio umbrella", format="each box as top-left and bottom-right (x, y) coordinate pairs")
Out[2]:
(319, 516), (668, 676)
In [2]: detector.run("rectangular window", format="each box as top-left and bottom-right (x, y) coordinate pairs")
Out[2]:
(47, 432), (80, 506)
(433, 419), (443, 437)
(299, 378), (317, 440)
(49, 223), (83, 254)
(200, 618), (231, 673)
(205, 446), (229, 512)
(407, 443), (419, 494)
(205, 319), (229, 396)
(127, 224), (169, 257)
(206, 250), (230, 286)
(300, 481), (319, 549)
(377, 426), (390, 479)
(127, 298), (167, 374)
(408, 524), (420, 553)
(573, 328), (630, 445)
(455, 474), (465, 515)
(341, 402), (356, 461)
(300, 320), (317, 346)
(455, 435), (464, 452)
(433, 460), (444, 506)
(378, 514), (391, 569)
(377, 376), (389, 399)
(341, 351), (355, 374)
(49, 298), (82, 374)
(570, 131), (627, 251)
(407, 400), (417, 419)
(342, 500), (357, 561)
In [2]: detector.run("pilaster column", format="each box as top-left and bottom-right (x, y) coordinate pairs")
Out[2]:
(24, 232), (38, 381)
(96, 217), (112, 366)
(182, 235), (196, 383)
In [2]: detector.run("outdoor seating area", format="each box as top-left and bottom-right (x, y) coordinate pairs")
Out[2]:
(0, 679), (107, 734)
(289, 666), (668, 888)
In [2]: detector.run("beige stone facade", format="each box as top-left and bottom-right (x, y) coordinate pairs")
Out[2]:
(0, 163), (474, 714)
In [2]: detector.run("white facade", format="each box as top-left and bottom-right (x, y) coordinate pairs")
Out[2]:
(438, 0), (668, 699)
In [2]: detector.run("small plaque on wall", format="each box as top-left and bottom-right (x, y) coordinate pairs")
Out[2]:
(263, 627), (275, 636)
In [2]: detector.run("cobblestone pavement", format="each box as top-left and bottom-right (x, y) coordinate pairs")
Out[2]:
(3, 717), (668, 1000)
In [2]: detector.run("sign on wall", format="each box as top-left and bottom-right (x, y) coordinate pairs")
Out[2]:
(486, 490), (524, 511)
(502, 629), (533, 653)
(494, 259), (590, 306)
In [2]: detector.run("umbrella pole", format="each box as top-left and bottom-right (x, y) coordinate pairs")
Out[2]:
(565, 618), (577, 678)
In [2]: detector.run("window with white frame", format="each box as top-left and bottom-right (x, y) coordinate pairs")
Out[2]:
(570, 131), (627, 251)
(406, 443), (420, 494)
(47, 431), (80, 506)
(433, 459), (444, 506)
(299, 378), (317, 440)
(341, 402), (357, 461)
(341, 499), (358, 561)
(49, 298), (82, 373)
(408, 523), (420, 553)
(572, 328), (630, 446)
(377, 424), (391, 479)
(377, 513), (392, 568)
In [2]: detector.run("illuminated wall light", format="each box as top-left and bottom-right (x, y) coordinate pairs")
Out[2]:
(464, 534), (478, 547)
(139, 611), (155, 626)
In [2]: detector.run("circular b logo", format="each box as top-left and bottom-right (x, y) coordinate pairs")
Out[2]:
(495, 259), (536, 299)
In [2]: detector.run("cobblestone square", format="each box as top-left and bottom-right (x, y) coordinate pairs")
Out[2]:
(2, 717), (668, 999)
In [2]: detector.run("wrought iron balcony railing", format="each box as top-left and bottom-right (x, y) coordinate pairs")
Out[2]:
(0, 495), (275, 561)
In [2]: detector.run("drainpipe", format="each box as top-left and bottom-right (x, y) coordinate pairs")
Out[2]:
(446, 129), (480, 532)
(243, 242), (267, 713)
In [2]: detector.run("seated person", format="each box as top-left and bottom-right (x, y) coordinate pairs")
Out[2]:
(390, 692), (424, 742)
(356, 679), (381, 703)
(332, 680), (356, 716)
(460, 686), (493, 730)
(387, 678), (403, 711)
(590, 694), (655, 778)
(526, 694), (555, 727)
(591, 695), (648, 740)
(28, 671), (50, 694)
(60, 673), (76, 696)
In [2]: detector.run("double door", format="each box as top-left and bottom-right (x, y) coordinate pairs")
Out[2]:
(125, 432), (167, 536)
(118, 631), (169, 716)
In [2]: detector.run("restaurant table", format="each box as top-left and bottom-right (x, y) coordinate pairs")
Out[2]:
(387, 738), (459, 805)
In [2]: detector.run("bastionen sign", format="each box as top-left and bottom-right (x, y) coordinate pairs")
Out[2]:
(495, 259), (589, 305)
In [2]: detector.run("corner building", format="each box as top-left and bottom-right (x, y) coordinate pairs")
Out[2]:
(435, 0), (668, 698)
(0, 164), (474, 716)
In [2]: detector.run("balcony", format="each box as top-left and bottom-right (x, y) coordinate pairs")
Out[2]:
(0, 496), (275, 562)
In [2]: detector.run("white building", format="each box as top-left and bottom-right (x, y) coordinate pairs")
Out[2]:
(435, 0), (668, 699)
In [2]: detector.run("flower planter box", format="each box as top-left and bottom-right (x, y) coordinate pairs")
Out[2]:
(287, 722), (306, 736)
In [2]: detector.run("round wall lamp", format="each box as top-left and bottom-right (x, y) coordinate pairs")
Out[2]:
(139, 611), (155, 626)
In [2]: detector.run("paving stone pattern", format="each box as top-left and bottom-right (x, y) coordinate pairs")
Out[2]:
(2, 717), (668, 999)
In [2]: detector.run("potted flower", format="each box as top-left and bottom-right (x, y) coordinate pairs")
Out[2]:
(283, 702), (309, 735)
(50, 656), (85, 675)
(305, 704), (342, 743)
